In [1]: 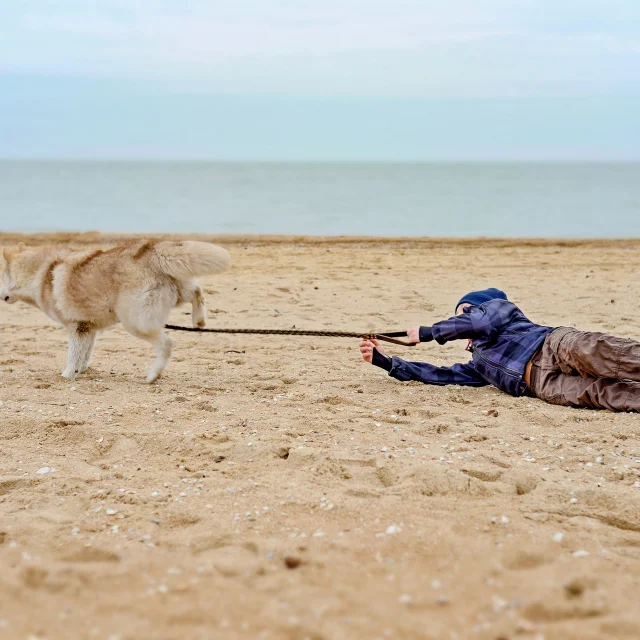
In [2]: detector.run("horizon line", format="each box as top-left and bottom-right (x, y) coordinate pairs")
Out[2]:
(2, 157), (639, 164)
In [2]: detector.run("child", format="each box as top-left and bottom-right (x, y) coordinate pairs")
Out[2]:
(360, 288), (640, 411)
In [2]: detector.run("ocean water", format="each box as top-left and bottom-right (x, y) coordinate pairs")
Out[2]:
(0, 161), (639, 237)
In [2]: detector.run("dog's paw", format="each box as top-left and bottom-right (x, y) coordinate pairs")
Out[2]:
(61, 368), (77, 380)
(192, 313), (206, 329)
(146, 370), (161, 384)
(77, 361), (92, 374)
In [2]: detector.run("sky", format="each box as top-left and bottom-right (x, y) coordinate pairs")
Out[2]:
(1, 0), (639, 160)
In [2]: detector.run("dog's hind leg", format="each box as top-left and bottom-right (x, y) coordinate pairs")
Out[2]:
(120, 318), (173, 382)
(118, 286), (175, 382)
(61, 322), (97, 379)
(133, 330), (173, 383)
(189, 285), (206, 328)
(147, 332), (173, 383)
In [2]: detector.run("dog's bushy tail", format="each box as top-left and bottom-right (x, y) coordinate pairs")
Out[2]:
(154, 241), (231, 279)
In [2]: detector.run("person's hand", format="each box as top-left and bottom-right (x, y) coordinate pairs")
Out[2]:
(360, 338), (386, 363)
(407, 326), (420, 344)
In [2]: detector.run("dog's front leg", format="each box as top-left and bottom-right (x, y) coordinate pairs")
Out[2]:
(61, 323), (95, 379)
(76, 329), (97, 373)
(62, 333), (82, 379)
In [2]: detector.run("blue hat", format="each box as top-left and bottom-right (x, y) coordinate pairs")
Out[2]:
(456, 288), (507, 312)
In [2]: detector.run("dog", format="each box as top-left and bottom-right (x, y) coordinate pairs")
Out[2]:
(0, 240), (231, 382)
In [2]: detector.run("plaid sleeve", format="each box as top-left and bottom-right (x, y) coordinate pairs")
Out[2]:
(388, 357), (488, 387)
(430, 304), (507, 344)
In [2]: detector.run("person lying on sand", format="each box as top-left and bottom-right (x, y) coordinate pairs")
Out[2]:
(360, 288), (640, 411)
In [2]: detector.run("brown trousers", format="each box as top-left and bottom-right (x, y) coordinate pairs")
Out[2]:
(529, 327), (640, 411)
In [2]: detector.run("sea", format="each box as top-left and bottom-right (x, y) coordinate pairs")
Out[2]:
(1, 161), (639, 238)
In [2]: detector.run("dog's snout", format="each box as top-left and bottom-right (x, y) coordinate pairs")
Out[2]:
(3, 296), (9, 302)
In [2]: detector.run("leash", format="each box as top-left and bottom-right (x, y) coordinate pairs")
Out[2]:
(165, 325), (416, 347)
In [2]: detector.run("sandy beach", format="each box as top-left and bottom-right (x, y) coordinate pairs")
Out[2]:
(1, 234), (639, 640)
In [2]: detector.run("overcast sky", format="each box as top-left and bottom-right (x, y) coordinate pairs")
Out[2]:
(1, 0), (639, 160)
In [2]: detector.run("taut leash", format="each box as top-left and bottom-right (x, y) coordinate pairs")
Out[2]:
(164, 325), (415, 347)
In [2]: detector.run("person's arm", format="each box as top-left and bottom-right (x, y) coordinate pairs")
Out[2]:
(372, 349), (488, 387)
(406, 326), (435, 343)
(414, 301), (515, 345)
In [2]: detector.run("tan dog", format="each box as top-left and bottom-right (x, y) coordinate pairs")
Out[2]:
(0, 240), (231, 382)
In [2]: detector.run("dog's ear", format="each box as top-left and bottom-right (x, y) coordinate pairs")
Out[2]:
(17, 242), (26, 253)
(1, 247), (8, 264)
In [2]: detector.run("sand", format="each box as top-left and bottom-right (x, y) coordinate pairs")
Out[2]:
(1, 235), (639, 640)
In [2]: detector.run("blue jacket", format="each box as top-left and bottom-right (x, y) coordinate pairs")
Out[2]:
(384, 300), (554, 397)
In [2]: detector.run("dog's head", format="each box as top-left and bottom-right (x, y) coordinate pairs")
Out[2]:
(0, 242), (29, 304)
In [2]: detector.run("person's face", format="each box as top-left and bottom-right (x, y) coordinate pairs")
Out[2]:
(456, 303), (472, 316)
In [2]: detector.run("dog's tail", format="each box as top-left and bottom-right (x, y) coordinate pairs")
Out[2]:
(154, 241), (231, 279)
